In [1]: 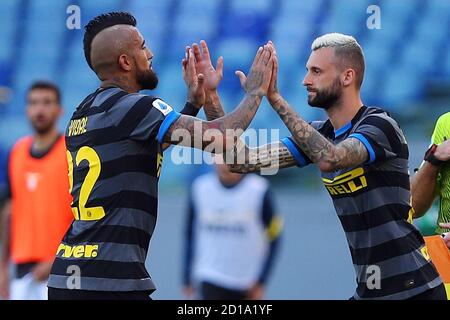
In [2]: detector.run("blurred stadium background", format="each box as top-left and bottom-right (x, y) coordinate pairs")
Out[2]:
(0, 0), (449, 299)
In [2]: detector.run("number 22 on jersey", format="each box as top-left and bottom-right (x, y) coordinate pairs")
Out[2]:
(67, 146), (105, 221)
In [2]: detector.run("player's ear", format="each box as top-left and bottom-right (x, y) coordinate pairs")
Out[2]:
(341, 68), (355, 87)
(118, 54), (132, 71)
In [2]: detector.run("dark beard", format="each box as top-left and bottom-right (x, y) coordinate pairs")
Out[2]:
(31, 120), (54, 135)
(137, 68), (158, 90)
(307, 78), (342, 110)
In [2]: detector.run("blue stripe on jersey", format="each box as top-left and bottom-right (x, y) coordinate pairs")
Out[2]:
(348, 133), (376, 164)
(280, 137), (308, 167)
(157, 111), (181, 143)
(334, 121), (352, 138)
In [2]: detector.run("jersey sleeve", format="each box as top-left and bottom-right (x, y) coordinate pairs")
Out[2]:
(348, 115), (408, 164)
(126, 96), (181, 143)
(280, 137), (312, 167)
(430, 113), (450, 190)
(279, 121), (325, 167)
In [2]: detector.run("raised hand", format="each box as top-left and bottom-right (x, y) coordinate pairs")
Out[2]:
(235, 42), (275, 97)
(182, 47), (205, 107)
(266, 41), (281, 105)
(191, 40), (224, 92)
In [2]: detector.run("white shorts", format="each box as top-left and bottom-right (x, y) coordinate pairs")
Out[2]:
(10, 273), (48, 300)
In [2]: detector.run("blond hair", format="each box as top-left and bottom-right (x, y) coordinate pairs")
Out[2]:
(311, 33), (365, 88)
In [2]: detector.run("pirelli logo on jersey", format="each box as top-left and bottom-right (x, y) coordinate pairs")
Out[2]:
(57, 243), (98, 258)
(68, 117), (88, 137)
(322, 167), (368, 196)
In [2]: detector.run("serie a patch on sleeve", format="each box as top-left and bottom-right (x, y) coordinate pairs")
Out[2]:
(152, 99), (173, 116)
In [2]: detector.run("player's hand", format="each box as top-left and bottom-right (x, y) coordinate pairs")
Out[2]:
(0, 264), (9, 299)
(434, 140), (450, 162)
(182, 47), (205, 108)
(191, 40), (223, 92)
(247, 282), (264, 300)
(31, 261), (53, 282)
(439, 223), (450, 248)
(235, 42), (275, 97)
(266, 41), (282, 105)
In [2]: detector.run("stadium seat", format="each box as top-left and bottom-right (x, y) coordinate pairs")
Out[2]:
(152, 64), (186, 111)
(279, 0), (325, 17)
(221, 12), (270, 40)
(170, 14), (218, 58)
(229, 0), (273, 14)
(214, 37), (259, 94)
(401, 40), (440, 75)
(382, 66), (425, 108)
(0, 0), (19, 64)
(0, 115), (31, 147)
(178, 0), (222, 14)
(320, 0), (371, 36)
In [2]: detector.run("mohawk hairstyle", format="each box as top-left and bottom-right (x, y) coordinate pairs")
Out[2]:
(83, 12), (137, 70)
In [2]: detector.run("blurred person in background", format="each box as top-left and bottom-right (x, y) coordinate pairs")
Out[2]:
(0, 81), (73, 300)
(182, 157), (282, 300)
(180, 41), (282, 300)
(411, 113), (450, 246)
(0, 145), (8, 298)
(0, 146), (7, 207)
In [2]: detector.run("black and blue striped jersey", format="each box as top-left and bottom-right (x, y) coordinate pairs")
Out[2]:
(48, 87), (180, 292)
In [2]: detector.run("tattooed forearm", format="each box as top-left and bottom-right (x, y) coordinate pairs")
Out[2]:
(271, 96), (368, 171)
(271, 96), (332, 163)
(163, 93), (262, 151)
(203, 90), (236, 165)
(201, 91), (296, 173)
(227, 141), (297, 173)
(204, 90), (225, 120)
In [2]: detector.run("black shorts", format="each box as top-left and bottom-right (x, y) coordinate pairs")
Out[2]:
(48, 287), (153, 300)
(200, 281), (248, 300)
(407, 283), (447, 300)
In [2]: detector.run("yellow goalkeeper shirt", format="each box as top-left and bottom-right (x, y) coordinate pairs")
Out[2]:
(431, 112), (450, 234)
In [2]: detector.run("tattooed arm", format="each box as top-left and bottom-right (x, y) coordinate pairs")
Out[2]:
(270, 97), (367, 172)
(203, 91), (298, 173)
(189, 41), (226, 121)
(163, 44), (274, 151)
(204, 90), (225, 120)
(163, 94), (261, 151)
(266, 46), (367, 172)
(189, 41), (298, 173)
(226, 140), (298, 173)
